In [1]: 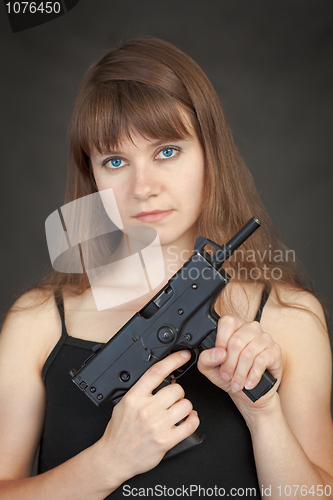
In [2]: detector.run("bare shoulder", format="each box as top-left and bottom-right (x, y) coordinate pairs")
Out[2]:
(268, 284), (326, 321)
(261, 287), (333, 471)
(1, 288), (62, 371)
(262, 284), (329, 345)
(262, 284), (332, 401)
(0, 290), (63, 478)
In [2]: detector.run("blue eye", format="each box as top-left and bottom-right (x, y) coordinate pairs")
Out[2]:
(156, 148), (178, 160)
(111, 158), (122, 167)
(162, 148), (173, 157)
(104, 157), (125, 169)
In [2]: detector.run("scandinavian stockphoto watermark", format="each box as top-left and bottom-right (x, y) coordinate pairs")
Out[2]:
(166, 245), (296, 281)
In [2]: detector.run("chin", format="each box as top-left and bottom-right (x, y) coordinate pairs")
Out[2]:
(152, 230), (178, 248)
(160, 228), (194, 249)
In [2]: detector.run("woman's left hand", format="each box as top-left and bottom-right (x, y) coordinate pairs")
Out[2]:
(197, 314), (283, 417)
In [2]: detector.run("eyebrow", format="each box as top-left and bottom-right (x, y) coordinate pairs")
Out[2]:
(91, 137), (191, 159)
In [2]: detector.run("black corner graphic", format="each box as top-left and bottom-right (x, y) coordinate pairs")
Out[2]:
(4, 0), (81, 33)
(63, 0), (79, 12)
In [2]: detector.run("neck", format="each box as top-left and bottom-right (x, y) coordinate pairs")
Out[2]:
(160, 236), (195, 282)
(85, 228), (197, 311)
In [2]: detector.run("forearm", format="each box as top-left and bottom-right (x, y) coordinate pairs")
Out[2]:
(0, 440), (123, 500)
(247, 394), (333, 500)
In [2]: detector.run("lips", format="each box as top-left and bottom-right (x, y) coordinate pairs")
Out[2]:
(134, 209), (173, 223)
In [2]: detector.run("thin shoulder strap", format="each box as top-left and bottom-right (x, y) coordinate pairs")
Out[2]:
(254, 284), (271, 323)
(41, 292), (68, 381)
(55, 292), (68, 338)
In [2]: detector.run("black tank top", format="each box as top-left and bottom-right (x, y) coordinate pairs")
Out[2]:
(38, 287), (270, 499)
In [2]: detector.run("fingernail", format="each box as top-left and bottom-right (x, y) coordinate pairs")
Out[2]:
(220, 372), (231, 381)
(212, 348), (225, 363)
(180, 350), (191, 358)
(232, 382), (241, 392)
(245, 380), (253, 389)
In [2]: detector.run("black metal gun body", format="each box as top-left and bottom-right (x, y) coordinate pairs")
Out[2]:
(70, 218), (276, 406)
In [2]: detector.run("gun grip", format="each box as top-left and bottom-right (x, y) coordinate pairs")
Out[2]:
(163, 432), (205, 460)
(242, 370), (277, 402)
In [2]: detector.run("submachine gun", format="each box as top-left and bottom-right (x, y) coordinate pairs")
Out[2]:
(70, 217), (276, 457)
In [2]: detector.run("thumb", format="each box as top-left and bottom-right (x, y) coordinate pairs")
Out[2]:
(197, 347), (226, 373)
(198, 347), (233, 391)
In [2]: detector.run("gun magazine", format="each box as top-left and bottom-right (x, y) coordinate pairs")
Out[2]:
(162, 432), (205, 460)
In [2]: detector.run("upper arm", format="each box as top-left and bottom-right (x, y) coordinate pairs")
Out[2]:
(264, 290), (333, 474)
(0, 291), (60, 479)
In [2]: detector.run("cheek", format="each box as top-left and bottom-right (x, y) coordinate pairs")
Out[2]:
(93, 169), (125, 201)
(92, 170), (127, 221)
(184, 161), (205, 210)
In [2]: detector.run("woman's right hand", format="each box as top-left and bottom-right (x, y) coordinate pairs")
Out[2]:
(97, 350), (199, 483)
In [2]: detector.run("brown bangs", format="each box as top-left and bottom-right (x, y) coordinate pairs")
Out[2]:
(77, 80), (195, 156)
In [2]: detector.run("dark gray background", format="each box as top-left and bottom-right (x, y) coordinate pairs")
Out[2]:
(0, 1), (332, 396)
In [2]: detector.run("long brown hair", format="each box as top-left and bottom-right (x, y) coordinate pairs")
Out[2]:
(24, 37), (317, 311)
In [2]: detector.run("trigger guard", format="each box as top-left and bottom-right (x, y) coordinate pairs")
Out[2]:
(166, 348), (199, 382)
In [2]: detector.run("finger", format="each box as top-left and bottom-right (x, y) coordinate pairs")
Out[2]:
(200, 316), (246, 380)
(168, 410), (200, 449)
(197, 349), (229, 388)
(216, 315), (245, 350)
(197, 347), (226, 377)
(219, 323), (261, 382)
(228, 334), (269, 392)
(167, 398), (193, 425)
(154, 382), (185, 408)
(130, 351), (191, 396)
(244, 343), (282, 390)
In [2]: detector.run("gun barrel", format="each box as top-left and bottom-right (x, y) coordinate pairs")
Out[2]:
(212, 217), (261, 269)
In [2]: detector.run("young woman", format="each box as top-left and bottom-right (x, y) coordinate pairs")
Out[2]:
(0, 37), (332, 500)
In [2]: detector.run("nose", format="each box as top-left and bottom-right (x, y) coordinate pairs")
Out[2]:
(131, 165), (161, 200)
